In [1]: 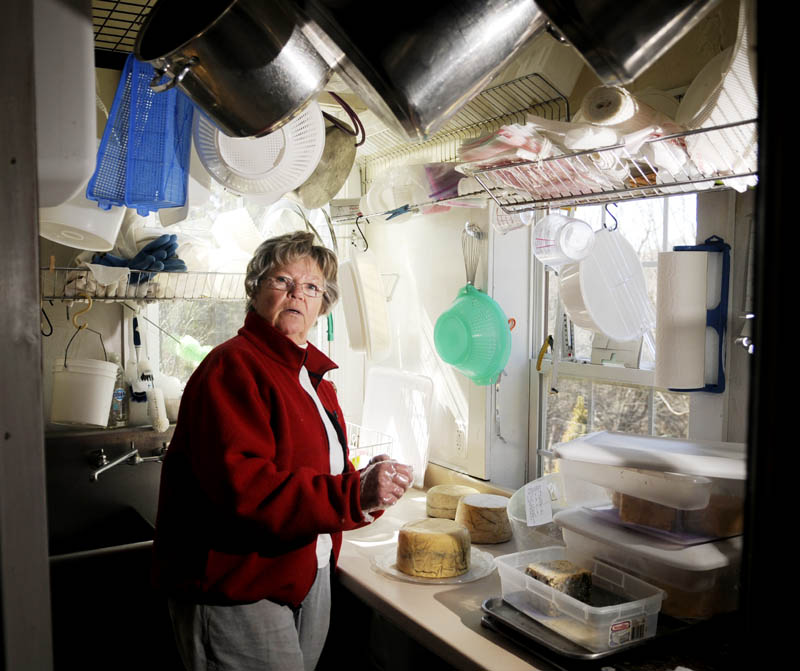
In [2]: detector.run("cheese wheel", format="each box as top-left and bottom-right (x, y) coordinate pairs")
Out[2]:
(426, 484), (481, 519)
(455, 493), (512, 544)
(396, 518), (471, 578)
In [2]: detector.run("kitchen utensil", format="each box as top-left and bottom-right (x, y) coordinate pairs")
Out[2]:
(132, 317), (153, 384)
(434, 223), (513, 385)
(87, 53), (194, 216)
(532, 213), (595, 267)
(558, 228), (655, 342)
(535, 0), (722, 85)
(134, 0), (331, 138)
(193, 101), (325, 200)
(290, 94), (364, 210)
(295, 0), (546, 142)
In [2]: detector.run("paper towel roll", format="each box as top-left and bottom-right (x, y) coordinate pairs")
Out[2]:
(655, 251), (709, 389)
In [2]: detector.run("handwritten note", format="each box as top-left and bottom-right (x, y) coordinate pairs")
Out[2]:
(525, 480), (553, 527)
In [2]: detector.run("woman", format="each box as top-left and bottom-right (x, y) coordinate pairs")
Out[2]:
(152, 231), (413, 671)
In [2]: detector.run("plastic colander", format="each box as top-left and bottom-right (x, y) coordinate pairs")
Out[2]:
(434, 284), (512, 385)
(192, 101), (325, 200)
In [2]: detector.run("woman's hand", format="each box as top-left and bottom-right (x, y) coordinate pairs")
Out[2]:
(360, 459), (414, 513)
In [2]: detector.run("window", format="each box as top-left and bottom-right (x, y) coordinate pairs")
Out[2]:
(537, 194), (697, 462)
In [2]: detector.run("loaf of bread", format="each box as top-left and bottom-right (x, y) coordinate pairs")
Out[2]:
(525, 559), (592, 604)
(396, 518), (471, 578)
(455, 493), (512, 544)
(426, 484), (480, 519)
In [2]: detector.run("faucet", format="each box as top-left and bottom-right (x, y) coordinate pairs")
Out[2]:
(89, 441), (167, 481)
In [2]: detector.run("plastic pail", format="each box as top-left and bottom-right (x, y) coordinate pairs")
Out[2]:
(51, 358), (118, 427)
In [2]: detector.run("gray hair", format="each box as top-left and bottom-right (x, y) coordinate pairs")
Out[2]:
(244, 231), (339, 315)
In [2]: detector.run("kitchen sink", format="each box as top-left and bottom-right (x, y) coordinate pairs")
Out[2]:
(48, 505), (155, 557)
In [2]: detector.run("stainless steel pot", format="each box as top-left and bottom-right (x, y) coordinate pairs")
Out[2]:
(134, 0), (332, 138)
(296, 0), (546, 143)
(536, 0), (722, 85)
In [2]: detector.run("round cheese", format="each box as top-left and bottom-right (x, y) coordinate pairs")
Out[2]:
(396, 518), (471, 578)
(455, 493), (512, 544)
(426, 484), (481, 519)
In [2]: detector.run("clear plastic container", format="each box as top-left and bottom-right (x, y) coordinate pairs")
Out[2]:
(532, 213), (595, 267)
(496, 546), (664, 653)
(554, 508), (742, 619)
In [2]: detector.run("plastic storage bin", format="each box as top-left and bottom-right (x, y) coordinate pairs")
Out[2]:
(87, 53), (193, 216)
(554, 431), (746, 538)
(554, 508), (742, 620)
(496, 546), (664, 653)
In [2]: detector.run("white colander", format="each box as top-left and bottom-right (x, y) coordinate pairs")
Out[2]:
(193, 101), (325, 201)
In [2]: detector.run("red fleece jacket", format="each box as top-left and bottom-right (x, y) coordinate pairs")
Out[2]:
(151, 311), (367, 607)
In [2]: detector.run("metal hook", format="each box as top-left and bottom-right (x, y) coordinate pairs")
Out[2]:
(41, 304), (53, 337)
(603, 203), (619, 232)
(353, 216), (369, 252)
(71, 293), (93, 330)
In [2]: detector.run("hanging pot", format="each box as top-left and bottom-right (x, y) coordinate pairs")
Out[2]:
(290, 93), (365, 210)
(134, 0), (331, 138)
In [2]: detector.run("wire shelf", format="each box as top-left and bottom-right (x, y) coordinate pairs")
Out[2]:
(92, 0), (155, 56)
(346, 422), (393, 469)
(40, 268), (247, 303)
(358, 74), (569, 187)
(462, 119), (758, 212)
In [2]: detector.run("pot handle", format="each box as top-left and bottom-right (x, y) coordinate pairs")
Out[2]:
(325, 92), (366, 147)
(150, 57), (198, 93)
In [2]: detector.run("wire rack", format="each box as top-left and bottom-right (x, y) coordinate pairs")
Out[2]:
(40, 268), (247, 303)
(346, 422), (393, 469)
(464, 119), (758, 213)
(92, 0), (156, 56)
(358, 74), (569, 188)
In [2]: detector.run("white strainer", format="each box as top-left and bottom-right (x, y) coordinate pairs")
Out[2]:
(193, 101), (325, 200)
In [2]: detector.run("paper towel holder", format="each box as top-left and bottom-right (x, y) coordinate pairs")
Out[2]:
(667, 235), (731, 394)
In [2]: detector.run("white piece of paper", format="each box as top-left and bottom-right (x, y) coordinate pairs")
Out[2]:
(525, 480), (553, 527)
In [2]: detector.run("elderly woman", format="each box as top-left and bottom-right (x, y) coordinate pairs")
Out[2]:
(152, 231), (412, 671)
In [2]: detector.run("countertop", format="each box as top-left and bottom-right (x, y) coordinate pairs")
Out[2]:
(335, 489), (742, 671)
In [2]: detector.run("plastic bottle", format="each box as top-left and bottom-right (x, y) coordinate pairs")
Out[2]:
(107, 353), (129, 428)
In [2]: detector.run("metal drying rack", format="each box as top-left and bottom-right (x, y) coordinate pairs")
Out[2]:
(464, 119), (759, 213)
(40, 268), (247, 303)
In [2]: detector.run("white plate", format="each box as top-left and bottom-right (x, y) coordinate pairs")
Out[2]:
(371, 546), (496, 584)
(676, 48), (732, 129)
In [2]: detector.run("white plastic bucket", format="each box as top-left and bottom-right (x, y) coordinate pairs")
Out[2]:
(51, 359), (118, 427)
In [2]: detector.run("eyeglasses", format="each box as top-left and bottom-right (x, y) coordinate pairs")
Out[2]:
(262, 275), (325, 298)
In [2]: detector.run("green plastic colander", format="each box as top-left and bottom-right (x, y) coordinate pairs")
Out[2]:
(434, 284), (513, 385)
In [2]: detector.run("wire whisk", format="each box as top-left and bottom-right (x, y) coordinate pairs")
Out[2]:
(462, 222), (485, 286)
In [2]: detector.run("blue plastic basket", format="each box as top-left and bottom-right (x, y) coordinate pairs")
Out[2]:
(87, 54), (193, 216)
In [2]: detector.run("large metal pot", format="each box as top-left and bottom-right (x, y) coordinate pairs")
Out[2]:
(535, 0), (722, 85)
(295, 0), (546, 143)
(134, 0), (331, 137)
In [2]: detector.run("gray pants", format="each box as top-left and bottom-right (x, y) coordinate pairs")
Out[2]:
(168, 564), (331, 671)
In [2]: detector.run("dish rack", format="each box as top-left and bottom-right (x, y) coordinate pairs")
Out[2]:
(357, 73), (570, 195)
(457, 119), (758, 213)
(346, 422), (393, 469)
(40, 268), (246, 302)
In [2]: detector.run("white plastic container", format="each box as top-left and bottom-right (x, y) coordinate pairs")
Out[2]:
(50, 359), (118, 427)
(39, 184), (126, 252)
(557, 459), (713, 510)
(554, 508), (742, 620)
(496, 546), (664, 652)
(34, 0), (96, 207)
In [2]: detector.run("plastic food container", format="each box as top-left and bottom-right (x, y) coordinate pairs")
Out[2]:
(554, 431), (746, 538)
(496, 546), (664, 652)
(554, 508), (742, 620)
